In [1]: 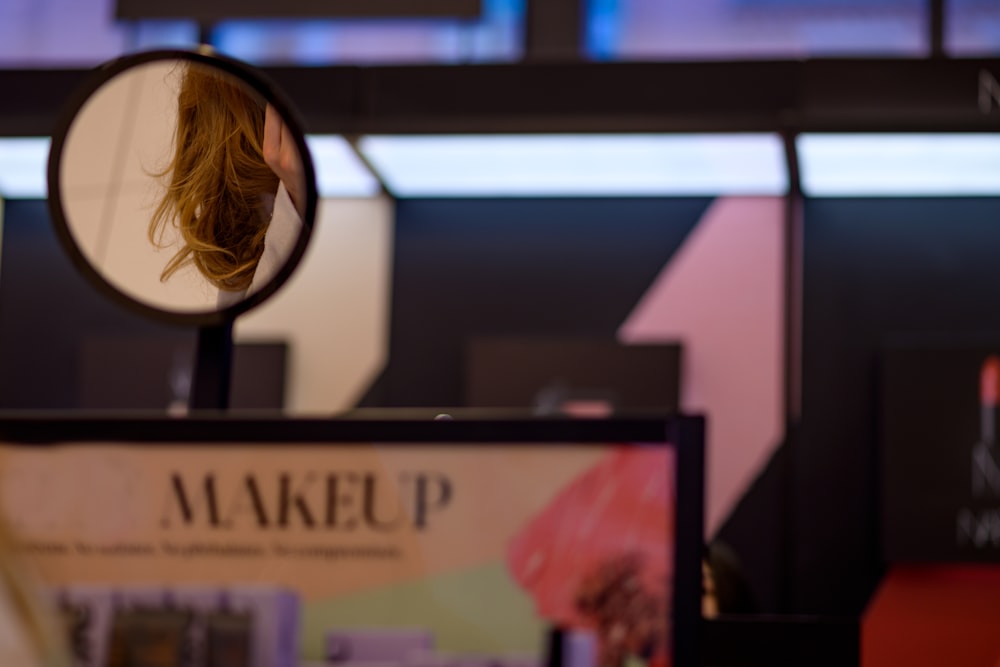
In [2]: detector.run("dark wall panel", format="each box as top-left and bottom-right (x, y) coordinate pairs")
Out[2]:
(363, 197), (711, 407)
(798, 197), (1000, 614)
(715, 440), (790, 614)
(0, 200), (194, 409)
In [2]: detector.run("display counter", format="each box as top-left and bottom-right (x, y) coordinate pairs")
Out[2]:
(0, 413), (704, 667)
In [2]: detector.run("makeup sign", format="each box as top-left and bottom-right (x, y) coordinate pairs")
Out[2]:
(0, 443), (676, 663)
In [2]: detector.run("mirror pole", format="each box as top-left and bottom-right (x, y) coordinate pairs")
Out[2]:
(190, 321), (234, 411)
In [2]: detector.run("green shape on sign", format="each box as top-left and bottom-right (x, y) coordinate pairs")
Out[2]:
(300, 561), (546, 661)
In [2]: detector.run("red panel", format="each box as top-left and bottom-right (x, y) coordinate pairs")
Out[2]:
(863, 565), (1000, 667)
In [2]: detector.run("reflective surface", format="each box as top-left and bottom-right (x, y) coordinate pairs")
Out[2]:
(51, 52), (314, 321)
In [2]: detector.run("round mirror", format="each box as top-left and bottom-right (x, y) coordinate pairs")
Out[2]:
(47, 48), (317, 326)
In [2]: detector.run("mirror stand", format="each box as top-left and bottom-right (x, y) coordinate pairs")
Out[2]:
(190, 321), (234, 411)
(46, 49), (317, 417)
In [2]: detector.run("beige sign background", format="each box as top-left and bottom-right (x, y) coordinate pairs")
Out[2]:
(0, 443), (675, 660)
(0, 444), (608, 596)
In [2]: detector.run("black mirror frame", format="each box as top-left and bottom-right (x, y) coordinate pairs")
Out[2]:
(46, 46), (318, 327)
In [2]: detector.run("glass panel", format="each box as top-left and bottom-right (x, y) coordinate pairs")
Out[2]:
(0, 0), (521, 68)
(588, 0), (928, 60)
(211, 0), (523, 65)
(947, 0), (1000, 56)
(0, 0), (197, 68)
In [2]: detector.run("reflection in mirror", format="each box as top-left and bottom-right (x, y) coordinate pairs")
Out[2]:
(57, 58), (308, 315)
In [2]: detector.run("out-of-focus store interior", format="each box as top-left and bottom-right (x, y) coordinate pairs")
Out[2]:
(1, 0), (1000, 665)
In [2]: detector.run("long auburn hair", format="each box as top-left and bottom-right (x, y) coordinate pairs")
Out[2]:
(149, 62), (279, 292)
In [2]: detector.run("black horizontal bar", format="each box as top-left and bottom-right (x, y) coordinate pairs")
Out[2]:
(115, 0), (482, 21)
(703, 615), (860, 667)
(0, 411), (688, 445)
(3, 58), (1000, 137)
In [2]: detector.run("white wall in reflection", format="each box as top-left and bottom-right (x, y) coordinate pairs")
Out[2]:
(58, 59), (221, 312)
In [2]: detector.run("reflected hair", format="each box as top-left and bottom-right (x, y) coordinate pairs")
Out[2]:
(149, 62), (278, 292)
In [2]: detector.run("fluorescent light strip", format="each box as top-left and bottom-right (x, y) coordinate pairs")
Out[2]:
(0, 136), (378, 200)
(798, 133), (1000, 196)
(0, 137), (49, 199)
(304, 135), (380, 197)
(358, 134), (788, 197)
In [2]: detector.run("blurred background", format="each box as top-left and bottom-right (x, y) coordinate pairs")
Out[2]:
(2, 0), (1000, 64)
(2, 1), (1000, 664)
